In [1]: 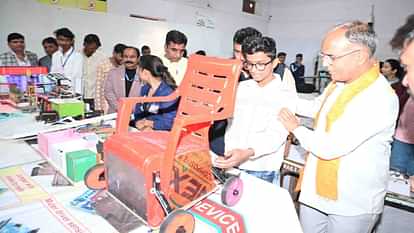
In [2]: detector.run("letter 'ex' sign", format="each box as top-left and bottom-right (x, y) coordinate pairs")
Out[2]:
(191, 199), (246, 233)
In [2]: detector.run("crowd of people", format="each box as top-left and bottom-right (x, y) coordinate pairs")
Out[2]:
(1, 13), (414, 233)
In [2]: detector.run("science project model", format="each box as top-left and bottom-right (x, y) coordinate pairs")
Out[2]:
(84, 55), (244, 233)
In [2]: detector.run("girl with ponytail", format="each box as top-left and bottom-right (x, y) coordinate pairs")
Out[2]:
(133, 55), (179, 131)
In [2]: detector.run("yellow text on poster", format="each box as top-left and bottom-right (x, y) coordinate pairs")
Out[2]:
(0, 166), (49, 203)
(78, 0), (107, 12)
(37, 0), (78, 8)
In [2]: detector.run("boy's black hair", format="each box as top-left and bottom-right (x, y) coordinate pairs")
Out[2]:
(83, 34), (101, 47)
(42, 37), (58, 46)
(233, 27), (262, 45)
(7, 33), (24, 42)
(277, 52), (287, 57)
(165, 30), (187, 46)
(113, 43), (127, 54)
(54, 27), (75, 40)
(242, 36), (277, 60)
(390, 14), (414, 50)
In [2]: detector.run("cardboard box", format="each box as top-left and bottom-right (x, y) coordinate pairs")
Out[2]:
(49, 139), (91, 174)
(38, 129), (98, 158)
(38, 129), (81, 157)
(50, 99), (84, 118)
(66, 149), (96, 182)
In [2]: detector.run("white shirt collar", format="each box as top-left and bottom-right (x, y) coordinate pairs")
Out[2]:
(10, 49), (30, 65)
(60, 46), (74, 57)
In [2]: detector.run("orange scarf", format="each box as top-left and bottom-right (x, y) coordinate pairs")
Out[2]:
(316, 64), (379, 200)
(294, 82), (337, 193)
(295, 64), (380, 199)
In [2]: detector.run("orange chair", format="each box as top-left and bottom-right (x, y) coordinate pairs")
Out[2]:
(85, 55), (242, 232)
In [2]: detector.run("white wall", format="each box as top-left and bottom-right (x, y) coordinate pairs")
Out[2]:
(267, 0), (414, 75)
(1, 0), (411, 76)
(0, 0), (269, 59)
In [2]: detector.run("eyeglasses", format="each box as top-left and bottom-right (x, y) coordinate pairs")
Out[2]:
(319, 50), (360, 64)
(244, 60), (273, 71)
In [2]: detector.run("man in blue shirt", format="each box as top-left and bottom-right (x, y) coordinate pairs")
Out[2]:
(273, 52), (287, 78)
(39, 37), (58, 71)
(290, 53), (305, 85)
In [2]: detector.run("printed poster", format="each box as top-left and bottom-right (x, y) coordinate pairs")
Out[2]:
(0, 197), (90, 233)
(0, 161), (72, 209)
(0, 189), (120, 233)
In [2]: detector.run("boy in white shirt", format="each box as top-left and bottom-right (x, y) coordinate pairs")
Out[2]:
(214, 36), (297, 184)
(50, 27), (83, 95)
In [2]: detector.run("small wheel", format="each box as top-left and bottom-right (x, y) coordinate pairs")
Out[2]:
(159, 210), (195, 233)
(84, 164), (106, 190)
(221, 176), (243, 207)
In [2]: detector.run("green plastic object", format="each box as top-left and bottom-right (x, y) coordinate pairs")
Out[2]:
(66, 149), (96, 182)
(51, 99), (85, 118)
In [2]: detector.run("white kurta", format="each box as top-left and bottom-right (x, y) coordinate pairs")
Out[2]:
(225, 74), (297, 172)
(50, 47), (83, 94)
(161, 56), (188, 86)
(294, 74), (399, 215)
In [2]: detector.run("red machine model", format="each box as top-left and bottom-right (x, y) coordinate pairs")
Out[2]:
(85, 55), (243, 232)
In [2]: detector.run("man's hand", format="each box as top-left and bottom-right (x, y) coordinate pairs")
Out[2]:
(278, 108), (299, 132)
(143, 119), (154, 128)
(274, 57), (280, 64)
(141, 126), (153, 132)
(135, 119), (146, 130)
(136, 119), (154, 131)
(214, 148), (254, 169)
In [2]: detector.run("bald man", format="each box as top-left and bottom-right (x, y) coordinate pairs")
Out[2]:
(278, 22), (398, 233)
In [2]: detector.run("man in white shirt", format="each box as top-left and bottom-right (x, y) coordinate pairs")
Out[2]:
(278, 21), (399, 233)
(214, 36), (297, 184)
(209, 27), (263, 156)
(161, 30), (188, 85)
(50, 28), (83, 95)
(81, 34), (106, 109)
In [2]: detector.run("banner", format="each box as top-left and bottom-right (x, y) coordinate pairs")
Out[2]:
(37, 0), (107, 12)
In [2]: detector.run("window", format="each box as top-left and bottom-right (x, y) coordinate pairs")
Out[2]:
(242, 0), (255, 14)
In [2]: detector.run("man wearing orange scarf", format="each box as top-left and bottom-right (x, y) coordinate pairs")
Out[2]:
(279, 22), (399, 233)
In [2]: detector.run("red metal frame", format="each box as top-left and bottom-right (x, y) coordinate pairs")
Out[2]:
(104, 54), (242, 227)
(0, 66), (48, 76)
